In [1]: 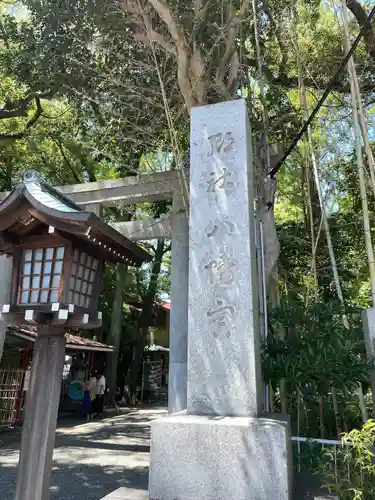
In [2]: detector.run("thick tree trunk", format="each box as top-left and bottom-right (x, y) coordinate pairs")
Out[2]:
(124, 239), (166, 403)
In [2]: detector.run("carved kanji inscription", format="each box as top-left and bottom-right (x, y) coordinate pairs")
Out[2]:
(207, 132), (235, 156)
(206, 168), (234, 193)
(206, 219), (237, 238)
(207, 297), (234, 338)
(205, 254), (235, 287)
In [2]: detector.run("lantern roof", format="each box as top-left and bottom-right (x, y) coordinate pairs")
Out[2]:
(0, 170), (151, 266)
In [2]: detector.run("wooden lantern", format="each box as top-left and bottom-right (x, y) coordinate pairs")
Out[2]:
(0, 169), (151, 329)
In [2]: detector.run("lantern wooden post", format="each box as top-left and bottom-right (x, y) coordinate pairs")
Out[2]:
(15, 330), (66, 500)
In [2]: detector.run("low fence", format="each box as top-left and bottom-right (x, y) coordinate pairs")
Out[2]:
(292, 436), (342, 474)
(0, 369), (25, 426)
(291, 435), (367, 496)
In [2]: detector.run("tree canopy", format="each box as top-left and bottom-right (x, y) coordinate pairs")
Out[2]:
(1, 0), (375, 443)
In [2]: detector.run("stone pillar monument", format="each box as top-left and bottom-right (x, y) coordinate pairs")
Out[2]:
(149, 99), (291, 500)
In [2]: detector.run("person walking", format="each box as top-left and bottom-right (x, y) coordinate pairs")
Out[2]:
(83, 372), (97, 420)
(94, 370), (106, 417)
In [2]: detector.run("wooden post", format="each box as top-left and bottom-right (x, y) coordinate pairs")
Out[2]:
(14, 332), (66, 500)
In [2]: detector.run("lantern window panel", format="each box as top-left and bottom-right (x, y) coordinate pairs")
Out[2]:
(42, 275), (50, 288)
(68, 249), (99, 307)
(54, 261), (63, 274)
(45, 248), (54, 260)
(18, 246), (65, 305)
(43, 261), (52, 274)
(34, 249), (43, 261)
(56, 247), (64, 259)
(32, 276), (40, 289)
(24, 250), (32, 262)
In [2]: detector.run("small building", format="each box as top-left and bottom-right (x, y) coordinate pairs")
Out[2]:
(0, 326), (114, 426)
(127, 300), (170, 347)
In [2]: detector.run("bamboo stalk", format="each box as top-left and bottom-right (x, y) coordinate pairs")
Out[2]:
(297, 388), (301, 438)
(291, 8), (319, 304)
(331, 385), (342, 437)
(341, 1), (375, 307)
(319, 393), (325, 439)
(293, 8), (347, 323)
(270, 385), (275, 412)
(340, 1), (373, 423)
(350, 67), (375, 198)
(294, 4), (368, 423)
(280, 378), (288, 414)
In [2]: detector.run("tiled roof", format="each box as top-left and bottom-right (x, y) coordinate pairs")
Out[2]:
(26, 173), (82, 213)
(7, 325), (114, 352)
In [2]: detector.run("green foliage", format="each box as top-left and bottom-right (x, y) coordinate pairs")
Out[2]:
(317, 420), (375, 499)
(263, 298), (374, 437)
(264, 298), (372, 392)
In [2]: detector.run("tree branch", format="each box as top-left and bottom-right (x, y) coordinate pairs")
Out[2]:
(132, 24), (176, 54)
(147, 0), (196, 110)
(244, 56), (375, 94)
(346, 0), (375, 57)
(0, 97), (43, 142)
(0, 91), (51, 121)
(216, 0), (251, 96)
(49, 135), (82, 183)
(0, 107), (28, 120)
(262, 0), (288, 73)
(147, 0), (181, 43)
(190, 41), (206, 103)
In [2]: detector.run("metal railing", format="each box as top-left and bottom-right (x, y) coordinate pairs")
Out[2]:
(291, 435), (361, 492)
(292, 436), (342, 473)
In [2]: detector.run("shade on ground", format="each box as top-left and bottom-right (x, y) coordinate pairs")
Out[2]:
(0, 406), (328, 500)
(0, 408), (165, 500)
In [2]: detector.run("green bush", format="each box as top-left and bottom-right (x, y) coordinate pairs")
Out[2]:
(318, 420), (375, 499)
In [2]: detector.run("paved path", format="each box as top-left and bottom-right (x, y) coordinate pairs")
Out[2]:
(0, 406), (329, 500)
(0, 407), (166, 500)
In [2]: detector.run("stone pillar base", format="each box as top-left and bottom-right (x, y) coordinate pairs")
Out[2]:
(149, 412), (292, 500)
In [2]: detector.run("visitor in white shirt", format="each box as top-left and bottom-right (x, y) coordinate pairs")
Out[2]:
(94, 370), (106, 416)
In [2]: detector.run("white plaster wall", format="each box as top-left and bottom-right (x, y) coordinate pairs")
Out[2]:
(0, 254), (13, 362)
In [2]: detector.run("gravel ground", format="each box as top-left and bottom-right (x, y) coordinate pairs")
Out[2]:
(0, 407), (166, 500)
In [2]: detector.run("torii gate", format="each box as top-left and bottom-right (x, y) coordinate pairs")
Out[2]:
(0, 169), (189, 414)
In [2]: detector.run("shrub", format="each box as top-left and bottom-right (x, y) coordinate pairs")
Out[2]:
(318, 420), (375, 499)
